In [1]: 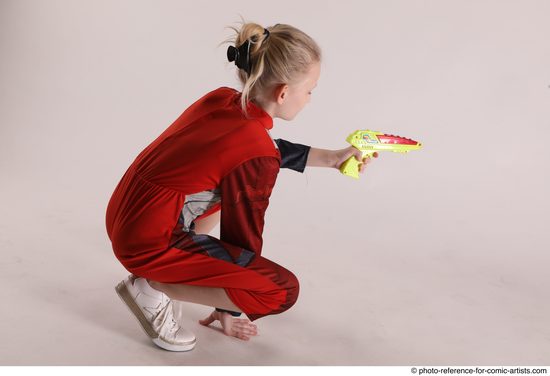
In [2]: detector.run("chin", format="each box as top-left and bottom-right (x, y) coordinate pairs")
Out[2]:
(284, 113), (299, 121)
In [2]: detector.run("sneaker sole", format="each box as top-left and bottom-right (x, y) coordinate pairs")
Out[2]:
(115, 280), (196, 352)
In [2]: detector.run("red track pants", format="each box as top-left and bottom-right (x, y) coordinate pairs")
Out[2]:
(112, 210), (299, 322)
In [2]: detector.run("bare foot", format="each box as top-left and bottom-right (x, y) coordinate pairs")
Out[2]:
(199, 310), (258, 341)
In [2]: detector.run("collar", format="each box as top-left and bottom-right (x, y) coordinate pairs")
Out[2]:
(228, 88), (274, 130)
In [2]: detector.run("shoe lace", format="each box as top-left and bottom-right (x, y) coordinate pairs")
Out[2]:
(166, 302), (179, 333)
(154, 300), (179, 335)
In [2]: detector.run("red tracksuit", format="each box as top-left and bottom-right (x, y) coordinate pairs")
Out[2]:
(105, 86), (310, 321)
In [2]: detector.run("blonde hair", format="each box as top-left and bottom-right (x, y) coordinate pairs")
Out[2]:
(219, 16), (322, 117)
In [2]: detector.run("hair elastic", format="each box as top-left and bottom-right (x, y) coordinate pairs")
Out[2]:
(227, 28), (270, 75)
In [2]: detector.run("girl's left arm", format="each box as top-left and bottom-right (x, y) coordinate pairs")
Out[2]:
(305, 147), (337, 168)
(307, 146), (379, 170)
(273, 139), (378, 172)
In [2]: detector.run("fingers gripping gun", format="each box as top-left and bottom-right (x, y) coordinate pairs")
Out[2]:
(339, 130), (423, 179)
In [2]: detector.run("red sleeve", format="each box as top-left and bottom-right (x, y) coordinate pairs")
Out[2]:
(219, 156), (280, 256)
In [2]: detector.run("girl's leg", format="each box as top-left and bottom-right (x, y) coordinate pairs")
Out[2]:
(141, 210), (298, 340)
(146, 211), (258, 340)
(193, 210), (220, 236)
(148, 211), (240, 311)
(148, 279), (241, 312)
(148, 276), (258, 341)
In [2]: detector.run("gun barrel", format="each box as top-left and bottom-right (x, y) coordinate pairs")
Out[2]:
(378, 133), (420, 146)
(347, 130), (422, 150)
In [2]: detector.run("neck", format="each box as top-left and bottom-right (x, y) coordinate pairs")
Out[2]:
(252, 98), (276, 119)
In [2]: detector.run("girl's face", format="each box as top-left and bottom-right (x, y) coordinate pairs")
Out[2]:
(273, 61), (321, 121)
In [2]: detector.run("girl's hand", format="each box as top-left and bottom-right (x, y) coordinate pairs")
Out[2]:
(332, 146), (378, 174)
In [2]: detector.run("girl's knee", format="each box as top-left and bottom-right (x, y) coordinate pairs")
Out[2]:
(278, 270), (300, 312)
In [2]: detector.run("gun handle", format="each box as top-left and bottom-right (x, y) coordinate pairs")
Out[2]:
(339, 151), (375, 179)
(339, 155), (361, 179)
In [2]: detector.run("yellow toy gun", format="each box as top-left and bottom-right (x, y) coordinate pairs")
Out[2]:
(339, 130), (423, 179)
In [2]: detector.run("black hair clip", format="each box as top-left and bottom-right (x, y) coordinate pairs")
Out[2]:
(227, 28), (270, 75)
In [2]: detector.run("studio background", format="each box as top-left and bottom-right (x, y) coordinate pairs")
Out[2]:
(1, 0), (549, 365)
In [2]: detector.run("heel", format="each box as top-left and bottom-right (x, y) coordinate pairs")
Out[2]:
(115, 281), (159, 339)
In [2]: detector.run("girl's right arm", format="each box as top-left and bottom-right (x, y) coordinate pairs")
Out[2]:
(219, 156), (280, 258)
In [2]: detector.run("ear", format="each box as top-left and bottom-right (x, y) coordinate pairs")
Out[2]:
(274, 84), (289, 105)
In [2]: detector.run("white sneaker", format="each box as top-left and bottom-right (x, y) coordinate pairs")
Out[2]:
(115, 274), (196, 351)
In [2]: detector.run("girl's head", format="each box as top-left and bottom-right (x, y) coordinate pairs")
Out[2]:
(221, 19), (322, 120)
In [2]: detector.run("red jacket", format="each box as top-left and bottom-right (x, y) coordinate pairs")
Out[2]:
(106, 87), (286, 264)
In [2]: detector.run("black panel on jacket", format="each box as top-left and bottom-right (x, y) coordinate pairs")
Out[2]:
(274, 139), (311, 173)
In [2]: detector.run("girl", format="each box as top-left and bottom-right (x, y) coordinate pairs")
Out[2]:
(106, 21), (377, 352)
